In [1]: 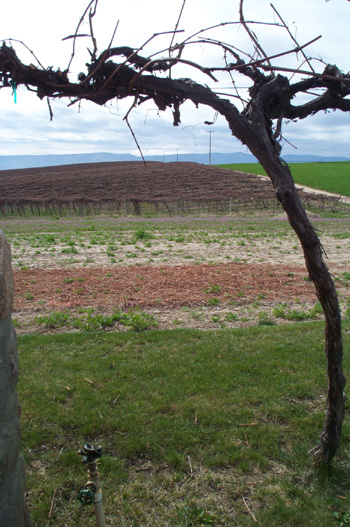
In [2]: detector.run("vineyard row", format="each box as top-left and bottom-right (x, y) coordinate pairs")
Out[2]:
(0, 194), (346, 217)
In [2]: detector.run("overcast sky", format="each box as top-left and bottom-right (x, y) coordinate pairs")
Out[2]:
(0, 0), (349, 159)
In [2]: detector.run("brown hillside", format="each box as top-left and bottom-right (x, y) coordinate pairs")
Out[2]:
(1, 161), (275, 203)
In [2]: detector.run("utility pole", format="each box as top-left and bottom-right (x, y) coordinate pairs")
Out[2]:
(206, 131), (214, 166)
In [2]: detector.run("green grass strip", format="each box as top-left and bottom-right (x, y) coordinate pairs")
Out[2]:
(220, 161), (350, 197)
(18, 322), (350, 526)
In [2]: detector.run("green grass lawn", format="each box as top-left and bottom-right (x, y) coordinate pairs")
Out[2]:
(220, 162), (350, 197)
(18, 322), (350, 526)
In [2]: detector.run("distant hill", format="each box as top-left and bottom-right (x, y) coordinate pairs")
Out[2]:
(0, 152), (138, 170)
(1, 151), (349, 170)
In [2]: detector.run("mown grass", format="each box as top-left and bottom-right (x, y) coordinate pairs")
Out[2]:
(18, 322), (350, 526)
(220, 162), (350, 197)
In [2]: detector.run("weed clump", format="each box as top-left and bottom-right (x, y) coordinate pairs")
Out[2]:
(113, 308), (158, 332)
(258, 311), (276, 326)
(272, 302), (322, 321)
(133, 229), (155, 242)
(35, 308), (158, 332)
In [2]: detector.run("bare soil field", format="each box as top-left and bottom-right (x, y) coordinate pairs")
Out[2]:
(0, 161), (280, 202)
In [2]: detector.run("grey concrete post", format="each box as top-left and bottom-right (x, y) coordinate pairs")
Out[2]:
(0, 233), (30, 527)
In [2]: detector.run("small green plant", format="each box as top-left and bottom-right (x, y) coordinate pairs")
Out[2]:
(204, 284), (221, 294)
(64, 278), (75, 284)
(43, 234), (56, 244)
(70, 313), (117, 331)
(62, 246), (79, 254)
(24, 292), (34, 301)
(177, 503), (214, 525)
(133, 229), (155, 242)
(258, 311), (276, 326)
(113, 308), (158, 332)
(77, 307), (95, 314)
(208, 297), (220, 306)
(35, 311), (70, 329)
(334, 511), (350, 527)
(225, 312), (238, 322)
(273, 302), (322, 321)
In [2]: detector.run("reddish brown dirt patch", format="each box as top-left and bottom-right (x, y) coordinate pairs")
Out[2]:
(14, 262), (312, 311)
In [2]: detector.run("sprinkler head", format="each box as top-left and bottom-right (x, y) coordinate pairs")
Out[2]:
(78, 443), (103, 464)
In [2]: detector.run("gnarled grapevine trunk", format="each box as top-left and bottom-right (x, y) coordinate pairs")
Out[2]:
(256, 154), (346, 462)
(222, 75), (347, 461)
